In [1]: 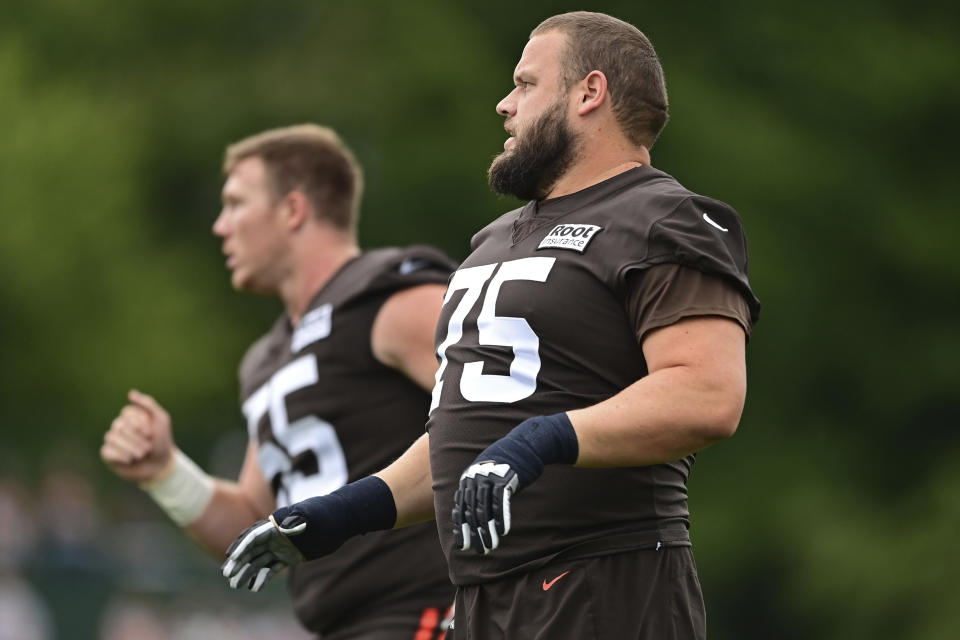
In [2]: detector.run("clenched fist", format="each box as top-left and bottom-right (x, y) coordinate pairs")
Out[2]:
(100, 389), (177, 484)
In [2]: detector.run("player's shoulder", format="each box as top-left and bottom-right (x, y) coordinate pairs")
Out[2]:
(349, 245), (454, 274)
(589, 166), (745, 249)
(598, 166), (720, 226)
(315, 246), (456, 310)
(371, 244), (458, 276)
(358, 245), (456, 284)
(612, 168), (760, 321)
(238, 314), (289, 394)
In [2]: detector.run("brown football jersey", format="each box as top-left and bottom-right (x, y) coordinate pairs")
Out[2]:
(238, 246), (456, 635)
(426, 166), (761, 585)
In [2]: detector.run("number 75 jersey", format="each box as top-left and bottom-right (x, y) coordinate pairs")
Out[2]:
(426, 166), (761, 584)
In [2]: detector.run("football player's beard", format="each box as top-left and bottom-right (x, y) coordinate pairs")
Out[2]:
(488, 99), (580, 201)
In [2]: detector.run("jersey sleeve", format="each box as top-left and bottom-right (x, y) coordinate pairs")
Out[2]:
(617, 195), (761, 325)
(623, 263), (755, 340)
(373, 244), (458, 291)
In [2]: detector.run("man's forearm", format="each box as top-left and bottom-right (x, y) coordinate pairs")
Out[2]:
(375, 433), (436, 528)
(184, 483), (269, 556)
(568, 362), (745, 468)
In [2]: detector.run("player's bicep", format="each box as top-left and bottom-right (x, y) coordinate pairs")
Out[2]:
(371, 283), (447, 391)
(642, 315), (746, 377)
(642, 316), (747, 438)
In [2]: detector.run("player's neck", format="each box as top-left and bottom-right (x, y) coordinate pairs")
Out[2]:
(545, 142), (650, 200)
(280, 231), (360, 326)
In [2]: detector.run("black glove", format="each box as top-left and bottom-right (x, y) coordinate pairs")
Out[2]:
(452, 413), (578, 554)
(221, 475), (397, 591)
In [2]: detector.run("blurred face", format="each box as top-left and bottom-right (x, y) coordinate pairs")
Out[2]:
(488, 31), (580, 200)
(213, 157), (290, 294)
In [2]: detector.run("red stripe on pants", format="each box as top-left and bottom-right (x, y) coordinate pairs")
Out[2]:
(415, 607), (440, 640)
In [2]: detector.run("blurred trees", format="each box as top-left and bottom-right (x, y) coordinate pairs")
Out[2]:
(1, 1), (957, 638)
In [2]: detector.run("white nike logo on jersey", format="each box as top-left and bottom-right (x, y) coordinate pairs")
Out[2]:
(398, 257), (430, 275)
(702, 212), (729, 232)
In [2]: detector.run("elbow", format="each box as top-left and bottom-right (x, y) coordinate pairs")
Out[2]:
(698, 390), (745, 443)
(697, 414), (739, 445)
(706, 365), (747, 442)
(709, 410), (741, 441)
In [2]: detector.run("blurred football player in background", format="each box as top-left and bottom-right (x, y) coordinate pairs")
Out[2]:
(102, 124), (455, 640)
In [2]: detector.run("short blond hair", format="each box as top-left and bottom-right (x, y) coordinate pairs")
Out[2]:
(224, 124), (363, 233)
(532, 12), (669, 149)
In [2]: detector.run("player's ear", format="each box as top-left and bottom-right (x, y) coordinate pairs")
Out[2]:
(282, 190), (310, 230)
(576, 70), (607, 116)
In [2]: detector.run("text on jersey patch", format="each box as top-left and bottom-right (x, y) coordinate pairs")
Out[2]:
(291, 303), (332, 352)
(537, 224), (602, 253)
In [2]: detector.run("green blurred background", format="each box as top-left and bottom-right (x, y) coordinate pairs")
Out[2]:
(1, 1), (957, 638)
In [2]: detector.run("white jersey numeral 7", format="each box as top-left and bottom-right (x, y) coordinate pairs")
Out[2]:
(431, 257), (555, 411)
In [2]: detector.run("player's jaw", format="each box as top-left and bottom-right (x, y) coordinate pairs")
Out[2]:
(224, 248), (248, 290)
(218, 221), (288, 295)
(488, 97), (580, 201)
(227, 253), (283, 295)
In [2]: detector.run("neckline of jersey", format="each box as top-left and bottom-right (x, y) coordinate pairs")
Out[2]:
(515, 165), (660, 228)
(528, 165), (660, 220)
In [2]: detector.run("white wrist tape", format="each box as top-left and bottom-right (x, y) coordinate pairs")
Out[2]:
(141, 449), (215, 526)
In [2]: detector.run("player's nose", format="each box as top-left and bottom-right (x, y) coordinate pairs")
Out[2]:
(212, 209), (230, 237)
(496, 92), (516, 118)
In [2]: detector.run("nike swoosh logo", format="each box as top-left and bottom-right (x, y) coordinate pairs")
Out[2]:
(398, 257), (429, 275)
(702, 212), (729, 232)
(542, 570), (570, 591)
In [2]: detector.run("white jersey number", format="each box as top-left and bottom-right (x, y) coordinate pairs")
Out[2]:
(242, 354), (348, 508)
(431, 257), (555, 410)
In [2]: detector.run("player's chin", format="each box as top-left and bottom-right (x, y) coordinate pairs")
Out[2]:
(233, 272), (276, 296)
(488, 150), (513, 174)
(230, 269), (253, 292)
